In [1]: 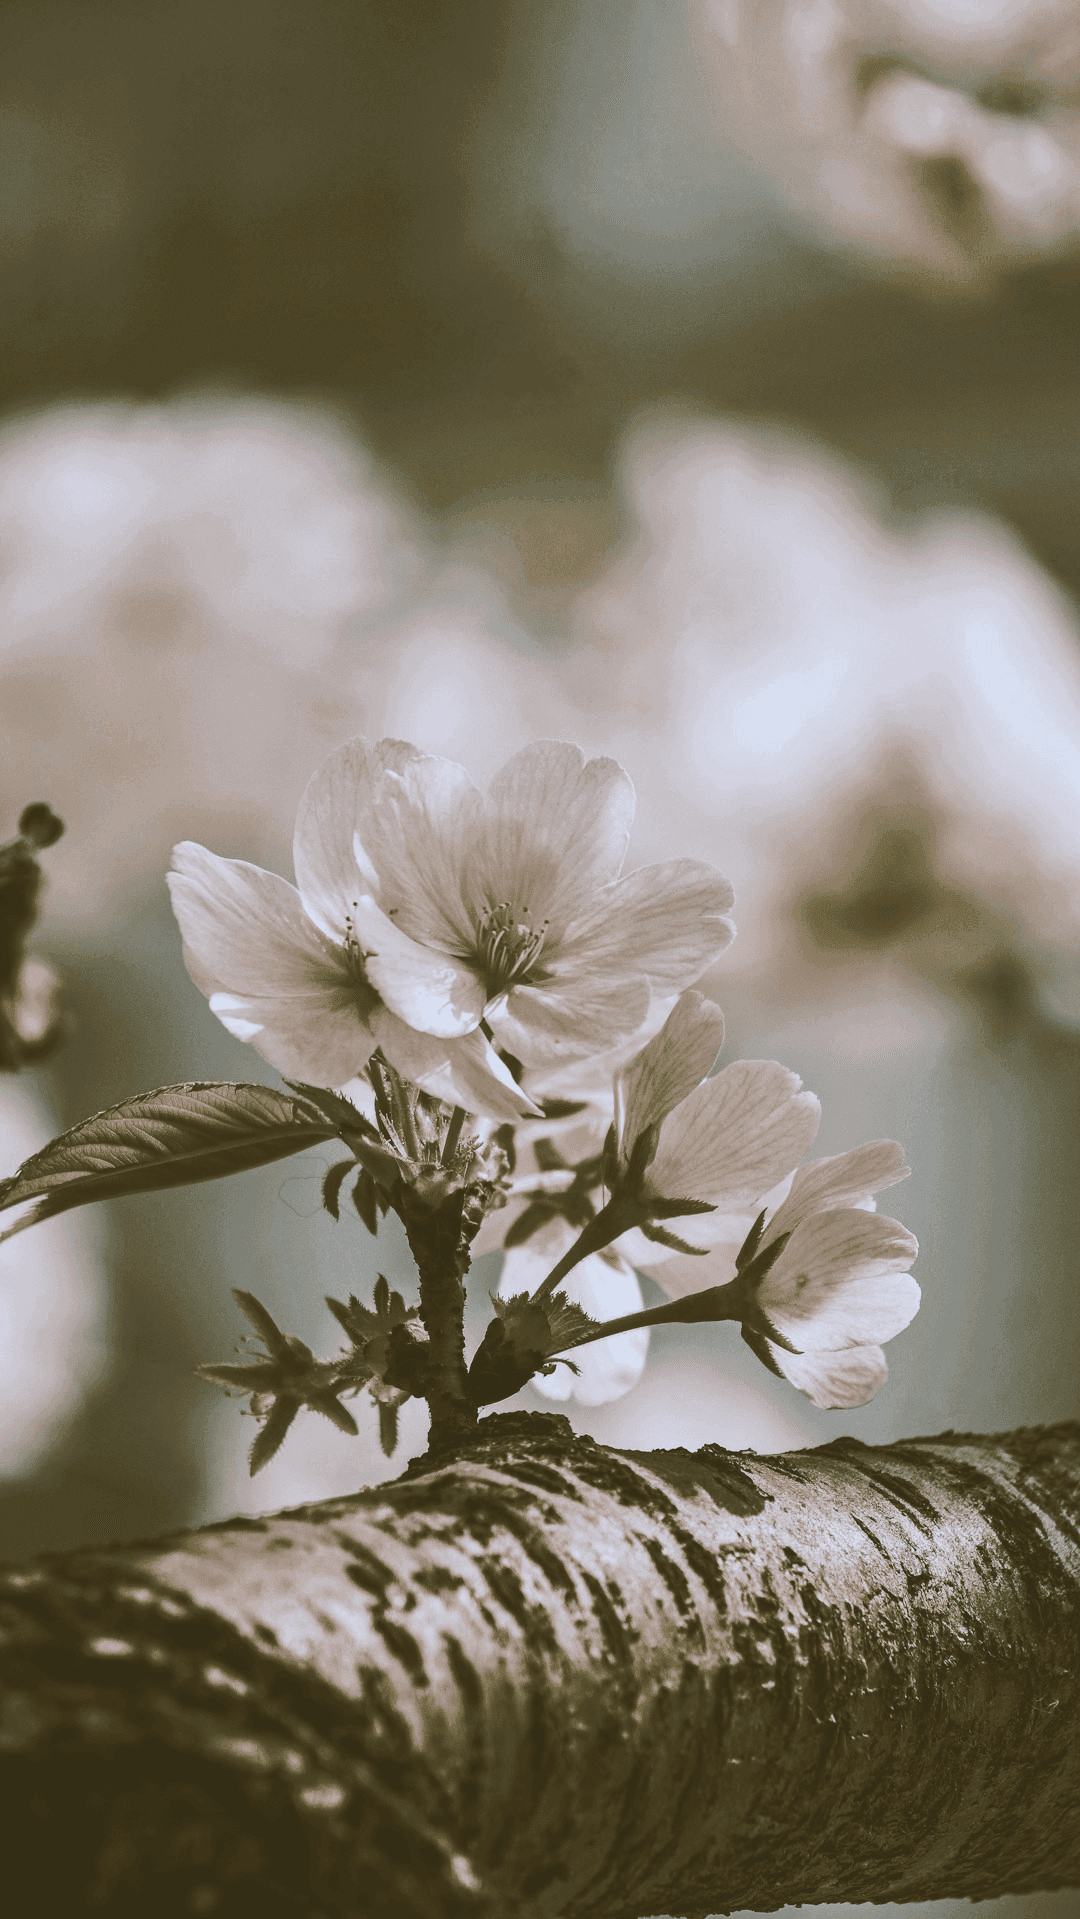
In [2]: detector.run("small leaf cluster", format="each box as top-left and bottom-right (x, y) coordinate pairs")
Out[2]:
(199, 1276), (431, 1472)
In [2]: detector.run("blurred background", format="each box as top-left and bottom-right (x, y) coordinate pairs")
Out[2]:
(1, 6), (1080, 1913)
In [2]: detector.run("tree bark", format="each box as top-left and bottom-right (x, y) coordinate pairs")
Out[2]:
(1, 1411), (1078, 1919)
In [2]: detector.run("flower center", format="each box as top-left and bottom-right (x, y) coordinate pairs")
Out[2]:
(477, 901), (548, 995)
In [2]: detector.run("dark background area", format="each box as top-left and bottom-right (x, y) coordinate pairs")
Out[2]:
(4, 0), (1080, 592)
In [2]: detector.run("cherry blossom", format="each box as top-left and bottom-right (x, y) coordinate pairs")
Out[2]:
(610, 990), (821, 1252)
(640, 1141), (919, 1410)
(291, 735), (735, 1069)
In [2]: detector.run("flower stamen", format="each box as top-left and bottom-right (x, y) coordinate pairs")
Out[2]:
(477, 901), (549, 995)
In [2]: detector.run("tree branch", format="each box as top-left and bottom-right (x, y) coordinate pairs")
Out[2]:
(2, 1413), (1078, 1918)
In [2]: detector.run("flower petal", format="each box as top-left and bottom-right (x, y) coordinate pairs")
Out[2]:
(477, 741), (635, 935)
(615, 991), (726, 1164)
(765, 1141), (910, 1244)
(755, 1210), (920, 1351)
(646, 1059), (821, 1213)
(559, 859), (736, 994)
(743, 1328), (889, 1408)
(292, 736), (424, 941)
(499, 1220), (648, 1407)
(357, 750), (485, 950)
(487, 973), (651, 1066)
(168, 843), (378, 1083)
(351, 893), (485, 1038)
(372, 1009), (541, 1122)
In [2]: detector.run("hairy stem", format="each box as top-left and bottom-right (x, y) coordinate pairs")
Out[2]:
(399, 1187), (479, 1450)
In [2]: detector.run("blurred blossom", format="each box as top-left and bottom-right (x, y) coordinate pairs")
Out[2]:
(477, 0), (1080, 310)
(471, 0), (1080, 316)
(0, 1079), (109, 1477)
(705, 0), (1080, 281)
(0, 399), (429, 921)
(562, 416), (1080, 1036)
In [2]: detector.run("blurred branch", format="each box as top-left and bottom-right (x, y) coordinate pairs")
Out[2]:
(1, 1412), (1077, 1915)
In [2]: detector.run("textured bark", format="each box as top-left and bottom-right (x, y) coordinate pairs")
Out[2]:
(1, 1412), (1078, 1919)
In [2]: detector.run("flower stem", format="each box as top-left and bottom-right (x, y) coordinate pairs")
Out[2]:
(555, 1282), (741, 1349)
(530, 1194), (640, 1304)
(441, 1105), (468, 1166)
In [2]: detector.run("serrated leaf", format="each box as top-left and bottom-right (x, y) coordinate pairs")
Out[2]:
(232, 1288), (294, 1358)
(0, 1081), (346, 1242)
(378, 1399), (400, 1456)
(284, 1080), (377, 1141)
(321, 1159), (357, 1222)
(545, 1291), (600, 1348)
(249, 1396), (300, 1475)
(350, 1169), (382, 1234)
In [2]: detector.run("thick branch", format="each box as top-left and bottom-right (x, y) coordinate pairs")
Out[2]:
(1, 1414), (1078, 1918)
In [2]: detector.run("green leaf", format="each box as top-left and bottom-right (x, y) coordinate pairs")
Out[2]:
(0, 1081), (347, 1242)
(284, 1080), (377, 1142)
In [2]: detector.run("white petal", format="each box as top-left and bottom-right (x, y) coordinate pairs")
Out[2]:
(647, 1059), (821, 1210)
(521, 992), (681, 1113)
(756, 1210), (921, 1351)
(746, 1331), (889, 1409)
(348, 748), (484, 951)
(558, 859), (735, 993)
(167, 844), (378, 1083)
(541, 1251), (647, 1407)
(500, 1221), (648, 1408)
(614, 991), (726, 1164)
(292, 736), (423, 940)
(351, 893), (485, 1038)
(372, 1010), (542, 1122)
(478, 741), (635, 935)
(497, 1217), (577, 1295)
(487, 973), (651, 1067)
(765, 1141), (910, 1244)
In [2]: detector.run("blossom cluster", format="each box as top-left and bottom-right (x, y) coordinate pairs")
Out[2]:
(171, 734), (918, 1453)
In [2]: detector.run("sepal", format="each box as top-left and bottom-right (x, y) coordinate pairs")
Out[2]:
(467, 1289), (599, 1405)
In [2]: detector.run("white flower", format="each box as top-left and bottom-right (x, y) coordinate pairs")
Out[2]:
(673, 1141), (920, 1410)
(522, 989), (823, 1316)
(168, 772), (541, 1124)
(612, 990), (822, 1248)
(497, 1218), (648, 1407)
(293, 736), (735, 1068)
(644, 1138), (913, 1296)
(744, 1340), (890, 1411)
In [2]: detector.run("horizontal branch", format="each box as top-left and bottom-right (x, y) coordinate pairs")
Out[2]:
(1, 1414), (1078, 1917)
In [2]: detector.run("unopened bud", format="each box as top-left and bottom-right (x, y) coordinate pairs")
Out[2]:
(17, 804), (64, 850)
